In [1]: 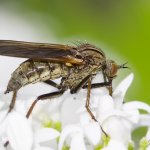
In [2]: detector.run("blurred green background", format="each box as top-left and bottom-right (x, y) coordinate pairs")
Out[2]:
(0, 0), (150, 103)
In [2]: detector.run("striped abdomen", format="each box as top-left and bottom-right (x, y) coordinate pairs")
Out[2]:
(5, 60), (69, 93)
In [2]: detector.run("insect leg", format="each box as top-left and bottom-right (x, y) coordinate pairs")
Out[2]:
(70, 75), (91, 94)
(82, 79), (113, 96)
(108, 79), (113, 96)
(82, 81), (111, 89)
(26, 79), (63, 118)
(43, 80), (61, 89)
(7, 80), (61, 114)
(85, 78), (107, 136)
(85, 77), (97, 121)
(4, 90), (65, 147)
(69, 76), (100, 122)
(8, 90), (17, 113)
(85, 71), (113, 96)
(4, 91), (18, 147)
(102, 71), (107, 82)
(103, 71), (113, 96)
(26, 90), (65, 118)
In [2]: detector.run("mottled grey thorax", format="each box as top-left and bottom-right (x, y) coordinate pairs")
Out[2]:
(60, 63), (99, 90)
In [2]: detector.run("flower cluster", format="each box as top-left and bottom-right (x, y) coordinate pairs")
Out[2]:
(0, 73), (150, 150)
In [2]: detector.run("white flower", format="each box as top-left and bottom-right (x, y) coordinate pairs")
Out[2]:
(1, 72), (150, 150)
(59, 85), (104, 149)
(102, 139), (127, 150)
(0, 110), (60, 150)
(0, 111), (33, 150)
(34, 127), (60, 150)
(97, 73), (150, 148)
(58, 125), (86, 150)
(58, 121), (101, 150)
(59, 73), (150, 149)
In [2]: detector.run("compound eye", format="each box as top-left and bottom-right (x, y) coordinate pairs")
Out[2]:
(110, 63), (118, 77)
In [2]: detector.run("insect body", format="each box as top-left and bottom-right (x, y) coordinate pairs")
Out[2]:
(5, 46), (105, 93)
(0, 40), (127, 119)
(5, 61), (69, 93)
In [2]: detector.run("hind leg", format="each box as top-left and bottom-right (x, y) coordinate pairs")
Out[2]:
(7, 90), (18, 113)
(7, 79), (61, 113)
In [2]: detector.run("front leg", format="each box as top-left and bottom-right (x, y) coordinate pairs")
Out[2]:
(85, 77), (97, 121)
(70, 75), (91, 94)
(103, 71), (113, 96)
(82, 81), (111, 89)
(70, 76), (98, 121)
(82, 80), (113, 96)
(85, 77), (107, 136)
(108, 78), (113, 96)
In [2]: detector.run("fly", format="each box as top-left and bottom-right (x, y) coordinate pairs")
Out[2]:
(0, 40), (128, 120)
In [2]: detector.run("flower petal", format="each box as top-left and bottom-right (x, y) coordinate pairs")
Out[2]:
(97, 95), (114, 122)
(34, 146), (54, 150)
(113, 73), (134, 107)
(0, 144), (5, 150)
(101, 108), (139, 126)
(83, 122), (102, 145)
(123, 109), (139, 124)
(0, 100), (5, 109)
(146, 127), (150, 139)
(103, 117), (131, 146)
(123, 101), (150, 113)
(60, 91), (85, 127)
(36, 128), (60, 143)
(98, 95), (114, 113)
(70, 132), (86, 150)
(79, 112), (90, 126)
(58, 125), (82, 150)
(102, 139), (127, 150)
(136, 115), (150, 128)
(6, 112), (33, 150)
(0, 110), (7, 124)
